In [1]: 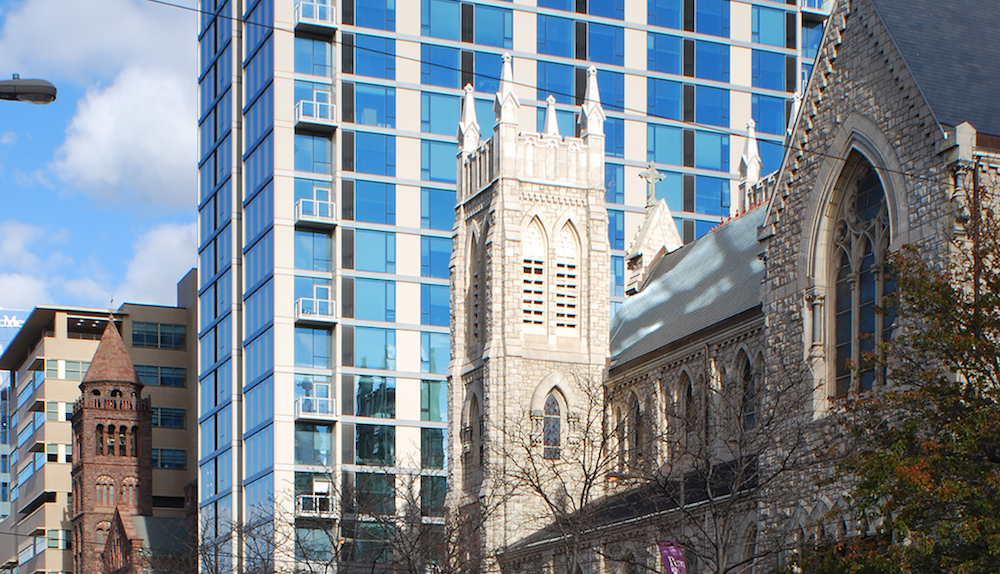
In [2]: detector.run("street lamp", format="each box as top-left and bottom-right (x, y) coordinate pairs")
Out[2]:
(0, 74), (56, 104)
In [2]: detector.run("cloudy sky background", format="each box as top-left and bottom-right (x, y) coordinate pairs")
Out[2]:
(0, 0), (199, 311)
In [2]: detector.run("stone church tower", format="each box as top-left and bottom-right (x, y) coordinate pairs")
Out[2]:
(448, 54), (610, 570)
(70, 321), (153, 574)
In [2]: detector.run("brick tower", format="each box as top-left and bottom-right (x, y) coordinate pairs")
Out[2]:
(70, 321), (153, 574)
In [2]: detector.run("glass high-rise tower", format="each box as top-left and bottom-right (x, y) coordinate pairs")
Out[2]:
(196, 0), (827, 568)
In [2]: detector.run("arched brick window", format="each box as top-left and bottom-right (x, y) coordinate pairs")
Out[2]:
(542, 392), (562, 460)
(96, 425), (104, 456)
(554, 223), (580, 330)
(522, 219), (546, 330)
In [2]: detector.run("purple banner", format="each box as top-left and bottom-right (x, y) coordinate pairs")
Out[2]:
(657, 542), (687, 574)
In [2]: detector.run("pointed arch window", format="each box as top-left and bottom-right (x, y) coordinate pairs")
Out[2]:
(542, 392), (562, 460)
(739, 352), (756, 430)
(468, 234), (481, 351)
(627, 393), (643, 466)
(554, 224), (579, 330)
(522, 220), (546, 329)
(830, 157), (893, 397)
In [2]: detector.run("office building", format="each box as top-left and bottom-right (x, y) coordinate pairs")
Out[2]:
(195, 0), (828, 568)
(0, 310), (29, 519)
(0, 276), (198, 574)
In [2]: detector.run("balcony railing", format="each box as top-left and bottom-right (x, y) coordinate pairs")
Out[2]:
(295, 396), (338, 422)
(294, 1), (337, 34)
(802, 0), (828, 11)
(294, 98), (337, 131)
(296, 494), (339, 518)
(295, 198), (338, 227)
(294, 298), (338, 325)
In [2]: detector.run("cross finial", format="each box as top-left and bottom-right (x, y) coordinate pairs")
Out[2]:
(638, 163), (666, 212)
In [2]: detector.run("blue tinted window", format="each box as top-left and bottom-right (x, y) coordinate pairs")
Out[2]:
(648, 0), (681, 29)
(421, 236), (451, 278)
(695, 131), (729, 171)
(356, 133), (395, 176)
(356, 35), (395, 80)
(608, 210), (625, 250)
(597, 69), (625, 112)
(422, 188), (456, 230)
(590, 0), (624, 19)
(695, 86), (729, 127)
(421, 93), (460, 135)
(536, 107), (576, 137)
(696, 41), (729, 82)
(648, 78), (681, 120)
(695, 176), (727, 216)
(606, 117), (624, 158)
(605, 163), (624, 204)
(475, 52), (502, 94)
(421, 332), (450, 374)
(294, 37), (332, 76)
(752, 6), (785, 47)
(752, 50), (785, 91)
(589, 23), (624, 66)
(611, 255), (624, 296)
(356, 0), (395, 31)
(759, 140), (784, 175)
(421, 141), (457, 183)
(421, 44), (460, 88)
(355, 327), (396, 370)
(422, 0), (460, 40)
(355, 278), (396, 322)
(655, 171), (684, 209)
(475, 5), (512, 48)
(648, 33), (682, 74)
(295, 327), (331, 369)
(294, 276), (332, 301)
(696, 220), (716, 238)
(295, 230), (331, 271)
(355, 376), (395, 418)
(696, 0), (730, 38)
(293, 80), (329, 105)
(355, 425), (394, 466)
(356, 181), (395, 225)
(356, 84), (395, 128)
(538, 15), (573, 58)
(356, 230), (396, 274)
(538, 62), (574, 105)
(294, 134), (331, 174)
(752, 94), (786, 135)
(421, 380), (447, 421)
(803, 20), (823, 60)
(538, 0), (572, 10)
(475, 99), (495, 132)
(421, 284), (450, 326)
(648, 124), (683, 166)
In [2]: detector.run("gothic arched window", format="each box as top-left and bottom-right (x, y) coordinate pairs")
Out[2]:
(681, 374), (695, 435)
(739, 352), (756, 430)
(106, 425), (116, 457)
(554, 224), (580, 330)
(131, 426), (139, 457)
(467, 233), (481, 352)
(119, 426), (127, 456)
(830, 157), (893, 397)
(96, 425), (104, 456)
(542, 393), (562, 460)
(522, 219), (546, 330)
(627, 393), (643, 465)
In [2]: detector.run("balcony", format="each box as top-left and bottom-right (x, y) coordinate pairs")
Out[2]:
(294, 0), (337, 36)
(294, 297), (338, 326)
(295, 494), (339, 518)
(801, 0), (830, 13)
(295, 97), (337, 132)
(295, 198), (338, 228)
(294, 397), (338, 422)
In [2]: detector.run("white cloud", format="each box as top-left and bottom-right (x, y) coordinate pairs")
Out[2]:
(0, 0), (196, 82)
(0, 273), (51, 310)
(0, 220), (44, 270)
(0, 131), (15, 145)
(114, 222), (197, 306)
(62, 277), (112, 308)
(52, 66), (197, 209)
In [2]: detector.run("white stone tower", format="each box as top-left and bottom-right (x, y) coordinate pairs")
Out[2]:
(448, 55), (610, 570)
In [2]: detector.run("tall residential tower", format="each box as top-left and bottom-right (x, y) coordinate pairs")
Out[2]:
(196, 0), (827, 568)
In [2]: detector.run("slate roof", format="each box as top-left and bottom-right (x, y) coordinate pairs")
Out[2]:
(132, 516), (191, 555)
(82, 321), (140, 385)
(609, 207), (766, 370)
(871, 0), (1000, 136)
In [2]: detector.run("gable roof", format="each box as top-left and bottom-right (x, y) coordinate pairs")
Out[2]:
(82, 321), (139, 385)
(609, 207), (766, 370)
(871, 0), (1000, 136)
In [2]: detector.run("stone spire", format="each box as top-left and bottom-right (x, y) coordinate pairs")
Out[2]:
(543, 95), (560, 137)
(83, 319), (140, 386)
(494, 53), (519, 124)
(458, 83), (481, 154)
(736, 119), (763, 216)
(578, 66), (605, 136)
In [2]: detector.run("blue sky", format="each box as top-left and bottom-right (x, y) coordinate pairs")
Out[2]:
(0, 0), (199, 312)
